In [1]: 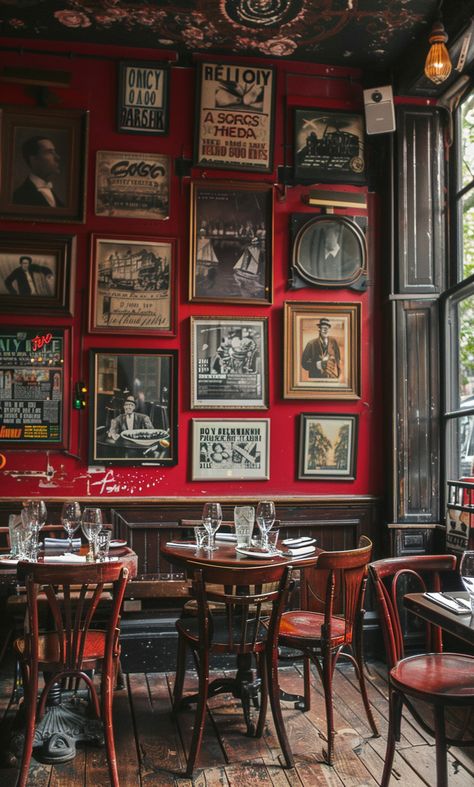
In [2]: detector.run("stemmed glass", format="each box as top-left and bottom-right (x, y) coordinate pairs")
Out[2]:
(81, 507), (103, 562)
(256, 500), (276, 551)
(202, 502), (222, 552)
(61, 501), (82, 552)
(459, 550), (474, 613)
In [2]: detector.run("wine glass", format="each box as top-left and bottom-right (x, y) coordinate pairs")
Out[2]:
(202, 502), (222, 551)
(81, 507), (103, 561)
(459, 550), (474, 613)
(61, 501), (82, 552)
(256, 500), (276, 551)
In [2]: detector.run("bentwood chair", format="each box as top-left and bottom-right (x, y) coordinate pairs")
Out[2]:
(14, 561), (129, 787)
(277, 535), (379, 765)
(369, 555), (474, 787)
(172, 561), (295, 777)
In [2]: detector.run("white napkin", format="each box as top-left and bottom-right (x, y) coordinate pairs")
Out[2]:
(44, 537), (81, 550)
(43, 553), (88, 563)
(282, 537), (316, 547)
(282, 545), (316, 557)
(166, 542), (196, 549)
(424, 592), (470, 614)
(215, 533), (237, 542)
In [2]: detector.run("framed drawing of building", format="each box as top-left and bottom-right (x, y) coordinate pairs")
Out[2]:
(294, 108), (365, 184)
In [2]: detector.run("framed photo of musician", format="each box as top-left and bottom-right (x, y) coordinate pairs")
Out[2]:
(189, 181), (273, 305)
(0, 106), (88, 223)
(293, 108), (366, 184)
(298, 413), (358, 480)
(283, 301), (361, 400)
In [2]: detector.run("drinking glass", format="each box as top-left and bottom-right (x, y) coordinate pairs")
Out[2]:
(234, 506), (255, 549)
(20, 500), (47, 560)
(81, 507), (103, 561)
(459, 550), (474, 613)
(194, 526), (209, 552)
(202, 502), (222, 551)
(93, 528), (112, 562)
(256, 500), (276, 551)
(61, 501), (82, 551)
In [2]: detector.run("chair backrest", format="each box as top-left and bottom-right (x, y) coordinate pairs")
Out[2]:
(186, 560), (293, 655)
(299, 535), (373, 641)
(368, 554), (457, 669)
(18, 561), (129, 670)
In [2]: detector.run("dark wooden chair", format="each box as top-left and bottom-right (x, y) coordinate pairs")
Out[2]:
(13, 561), (130, 787)
(277, 535), (379, 765)
(172, 560), (295, 777)
(369, 554), (474, 787)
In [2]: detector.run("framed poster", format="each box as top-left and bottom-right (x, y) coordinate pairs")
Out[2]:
(298, 413), (358, 480)
(290, 214), (367, 290)
(192, 418), (270, 480)
(190, 316), (268, 409)
(89, 348), (178, 466)
(89, 234), (176, 336)
(189, 181), (273, 304)
(0, 328), (71, 448)
(194, 61), (275, 173)
(117, 61), (169, 135)
(0, 106), (88, 222)
(294, 108), (366, 184)
(283, 302), (360, 400)
(95, 151), (169, 220)
(0, 233), (76, 316)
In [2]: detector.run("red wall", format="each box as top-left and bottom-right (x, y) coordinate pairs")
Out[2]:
(0, 40), (384, 501)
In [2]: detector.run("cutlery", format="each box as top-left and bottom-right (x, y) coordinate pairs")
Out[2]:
(441, 592), (471, 610)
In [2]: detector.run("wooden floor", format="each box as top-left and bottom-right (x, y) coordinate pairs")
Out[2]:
(0, 660), (473, 786)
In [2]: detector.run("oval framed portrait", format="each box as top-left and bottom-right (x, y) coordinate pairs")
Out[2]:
(292, 215), (367, 289)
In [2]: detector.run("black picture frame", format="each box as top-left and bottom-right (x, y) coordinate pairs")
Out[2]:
(89, 348), (178, 466)
(294, 108), (366, 184)
(117, 61), (169, 135)
(298, 413), (358, 480)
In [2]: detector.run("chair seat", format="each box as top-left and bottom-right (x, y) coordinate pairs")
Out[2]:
(390, 653), (474, 703)
(177, 615), (268, 653)
(278, 610), (348, 647)
(14, 630), (110, 665)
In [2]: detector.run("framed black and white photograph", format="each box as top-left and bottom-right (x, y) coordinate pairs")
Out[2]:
(191, 316), (268, 409)
(0, 233), (75, 315)
(298, 413), (358, 480)
(95, 150), (169, 220)
(294, 108), (365, 184)
(189, 181), (273, 304)
(194, 61), (275, 173)
(117, 61), (169, 135)
(192, 418), (270, 480)
(0, 106), (88, 222)
(89, 348), (178, 466)
(290, 214), (367, 290)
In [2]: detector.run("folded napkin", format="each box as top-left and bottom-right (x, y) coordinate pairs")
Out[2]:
(282, 545), (317, 557)
(424, 592), (471, 614)
(215, 533), (237, 542)
(43, 553), (88, 563)
(44, 537), (81, 550)
(282, 537), (316, 547)
(166, 542), (197, 549)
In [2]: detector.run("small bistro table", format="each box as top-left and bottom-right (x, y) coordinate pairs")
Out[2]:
(404, 592), (474, 647)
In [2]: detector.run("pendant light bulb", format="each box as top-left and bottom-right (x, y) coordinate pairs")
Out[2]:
(424, 19), (452, 85)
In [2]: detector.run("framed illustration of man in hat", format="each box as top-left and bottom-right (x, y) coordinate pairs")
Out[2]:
(283, 302), (361, 399)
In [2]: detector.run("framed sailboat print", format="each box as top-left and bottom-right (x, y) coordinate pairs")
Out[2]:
(189, 181), (273, 305)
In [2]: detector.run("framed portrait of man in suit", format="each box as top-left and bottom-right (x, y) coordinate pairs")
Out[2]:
(0, 107), (88, 222)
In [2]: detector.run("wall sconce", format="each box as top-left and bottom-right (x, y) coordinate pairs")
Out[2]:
(424, 3), (452, 85)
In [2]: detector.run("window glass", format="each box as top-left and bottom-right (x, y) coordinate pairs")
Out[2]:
(461, 199), (474, 280)
(458, 293), (474, 403)
(461, 92), (474, 188)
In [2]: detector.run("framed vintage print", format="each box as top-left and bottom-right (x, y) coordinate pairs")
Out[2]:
(0, 327), (71, 449)
(294, 108), (365, 184)
(298, 413), (358, 480)
(284, 302), (360, 400)
(0, 233), (76, 315)
(192, 418), (270, 480)
(89, 234), (176, 336)
(290, 214), (367, 291)
(189, 181), (273, 304)
(190, 316), (268, 409)
(89, 348), (178, 467)
(95, 150), (169, 220)
(117, 61), (169, 135)
(0, 106), (88, 222)
(194, 61), (275, 173)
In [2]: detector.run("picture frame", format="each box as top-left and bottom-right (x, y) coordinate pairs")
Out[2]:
(0, 327), (71, 448)
(192, 418), (270, 480)
(117, 61), (169, 135)
(0, 106), (88, 222)
(194, 61), (275, 173)
(89, 234), (176, 336)
(189, 181), (273, 304)
(293, 108), (366, 184)
(190, 316), (268, 409)
(283, 302), (361, 400)
(0, 233), (76, 316)
(95, 150), (169, 220)
(298, 413), (358, 480)
(290, 214), (367, 291)
(89, 348), (178, 466)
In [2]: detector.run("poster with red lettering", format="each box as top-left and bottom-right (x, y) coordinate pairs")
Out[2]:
(195, 61), (275, 173)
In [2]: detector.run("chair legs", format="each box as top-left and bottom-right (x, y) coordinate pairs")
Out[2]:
(434, 705), (448, 787)
(102, 668), (120, 787)
(184, 651), (209, 778)
(267, 646), (295, 768)
(18, 662), (38, 787)
(381, 687), (403, 787)
(172, 633), (187, 712)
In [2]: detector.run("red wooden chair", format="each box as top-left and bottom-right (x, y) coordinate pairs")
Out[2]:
(13, 561), (129, 787)
(369, 555), (474, 787)
(277, 535), (379, 765)
(172, 561), (295, 777)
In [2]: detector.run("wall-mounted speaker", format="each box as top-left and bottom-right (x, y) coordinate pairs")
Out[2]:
(363, 85), (396, 135)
